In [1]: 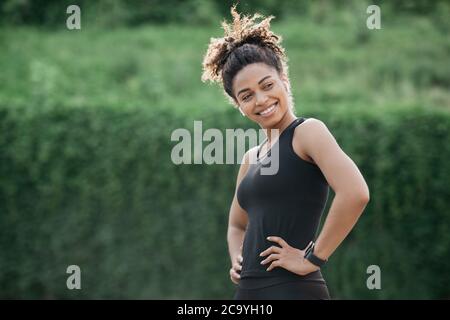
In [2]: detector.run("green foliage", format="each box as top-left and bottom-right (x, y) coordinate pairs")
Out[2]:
(0, 13), (449, 113)
(0, 4), (449, 299)
(312, 106), (450, 299)
(2, 0), (450, 28)
(0, 103), (449, 299)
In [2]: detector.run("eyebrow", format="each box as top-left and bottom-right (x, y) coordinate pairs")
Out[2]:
(237, 75), (272, 97)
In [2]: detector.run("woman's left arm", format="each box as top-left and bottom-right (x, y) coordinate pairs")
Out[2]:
(260, 118), (369, 275)
(300, 118), (370, 261)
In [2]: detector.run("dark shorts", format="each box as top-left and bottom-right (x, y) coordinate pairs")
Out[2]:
(233, 280), (331, 300)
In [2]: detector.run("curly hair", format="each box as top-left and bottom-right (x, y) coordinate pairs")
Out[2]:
(201, 4), (290, 104)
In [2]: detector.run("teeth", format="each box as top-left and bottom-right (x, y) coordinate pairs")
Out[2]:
(259, 102), (277, 115)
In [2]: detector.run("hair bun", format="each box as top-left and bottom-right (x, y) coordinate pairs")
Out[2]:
(201, 4), (286, 84)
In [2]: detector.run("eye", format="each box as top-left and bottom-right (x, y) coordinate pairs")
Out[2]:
(263, 83), (274, 90)
(242, 94), (252, 102)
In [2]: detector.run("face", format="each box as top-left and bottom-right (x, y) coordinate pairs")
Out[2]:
(232, 63), (292, 127)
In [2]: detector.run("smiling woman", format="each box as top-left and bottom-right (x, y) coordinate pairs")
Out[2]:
(201, 5), (370, 300)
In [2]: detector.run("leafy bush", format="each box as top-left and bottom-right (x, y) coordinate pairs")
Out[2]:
(0, 103), (449, 299)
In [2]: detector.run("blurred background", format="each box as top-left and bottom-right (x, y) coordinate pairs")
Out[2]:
(0, 0), (449, 299)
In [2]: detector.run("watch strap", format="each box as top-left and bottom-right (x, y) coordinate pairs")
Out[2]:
(304, 242), (327, 267)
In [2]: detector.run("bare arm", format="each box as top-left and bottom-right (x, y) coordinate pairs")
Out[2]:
(227, 148), (256, 283)
(227, 148), (253, 263)
(297, 119), (370, 261)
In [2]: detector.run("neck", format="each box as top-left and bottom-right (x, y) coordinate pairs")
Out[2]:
(262, 112), (297, 143)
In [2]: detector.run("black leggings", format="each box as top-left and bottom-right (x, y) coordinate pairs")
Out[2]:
(233, 280), (330, 300)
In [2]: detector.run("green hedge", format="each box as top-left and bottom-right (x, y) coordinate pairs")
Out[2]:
(2, 0), (449, 27)
(0, 103), (449, 299)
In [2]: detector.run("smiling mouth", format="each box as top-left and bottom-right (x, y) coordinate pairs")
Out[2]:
(257, 102), (278, 117)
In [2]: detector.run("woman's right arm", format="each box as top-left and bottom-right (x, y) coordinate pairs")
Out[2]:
(227, 147), (255, 284)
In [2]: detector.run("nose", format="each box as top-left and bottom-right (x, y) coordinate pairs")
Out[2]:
(255, 91), (268, 106)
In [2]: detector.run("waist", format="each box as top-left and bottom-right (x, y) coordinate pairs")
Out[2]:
(239, 269), (325, 289)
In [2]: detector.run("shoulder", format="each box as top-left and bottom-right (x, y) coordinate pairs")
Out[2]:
(298, 117), (328, 132)
(293, 117), (337, 162)
(294, 117), (334, 141)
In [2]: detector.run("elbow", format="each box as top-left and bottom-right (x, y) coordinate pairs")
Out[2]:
(348, 192), (369, 219)
(355, 190), (370, 208)
(362, 183), (371, 204)
(353, 182), (370, 205)
(337, 189), (370, 206)
(356, 192), (369, 219)
(359, 191), (370, 205)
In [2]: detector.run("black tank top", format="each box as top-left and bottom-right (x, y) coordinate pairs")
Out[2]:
(236, 117), (330, 289)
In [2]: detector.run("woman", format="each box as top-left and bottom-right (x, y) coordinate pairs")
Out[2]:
(201, 6), (370, 300)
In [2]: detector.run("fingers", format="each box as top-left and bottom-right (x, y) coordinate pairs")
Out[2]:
(229, 268), (240, 284)
(259, 245), (282, 257)
(230, 267), (240, 279)
(267, 236), (288, 248)
(260, 253), (280, 265)
(230, 256), (242, 285)
(266, 260), (281, 271)
(230, 249), (244, 284)
(233, 262), (242, 272)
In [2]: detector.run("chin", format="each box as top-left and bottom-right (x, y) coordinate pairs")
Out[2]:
(260, 114), (283, 129)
